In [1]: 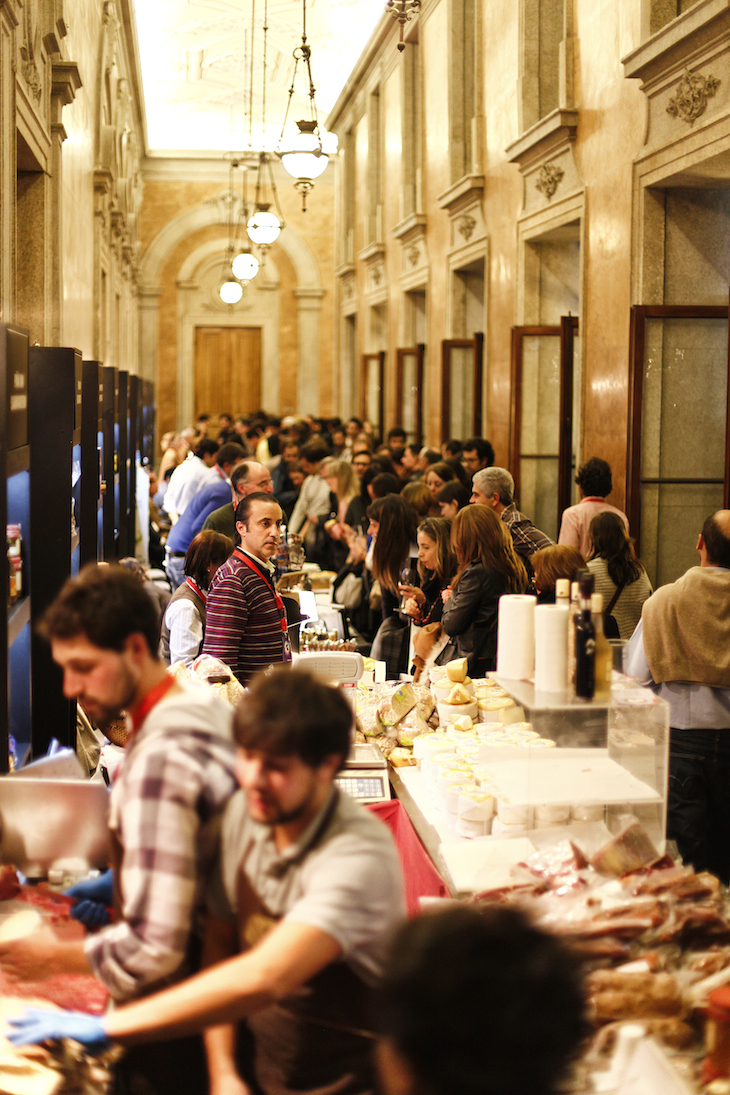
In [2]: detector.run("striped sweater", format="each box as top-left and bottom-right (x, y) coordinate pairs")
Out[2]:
(202, 554), (289, 685)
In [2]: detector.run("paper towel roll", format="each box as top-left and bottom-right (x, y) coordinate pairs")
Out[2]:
(496, 594), (536, 679)
(534, 604), (569, 692)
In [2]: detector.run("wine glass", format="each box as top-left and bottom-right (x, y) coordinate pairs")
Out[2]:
(399, 566), (412, 612)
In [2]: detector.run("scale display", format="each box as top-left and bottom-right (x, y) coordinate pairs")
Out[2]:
(335, 770), (390, 803)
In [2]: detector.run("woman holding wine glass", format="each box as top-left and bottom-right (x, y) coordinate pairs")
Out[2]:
(368, 494), (419, 678)
(441, 505), (528, 676)
(400, 518), (457, 626)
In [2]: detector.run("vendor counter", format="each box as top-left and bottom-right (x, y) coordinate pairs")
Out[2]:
(367, 673), (730, 1094)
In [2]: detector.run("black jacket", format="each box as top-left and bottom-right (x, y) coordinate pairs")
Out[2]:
(441, 562), (507, 673)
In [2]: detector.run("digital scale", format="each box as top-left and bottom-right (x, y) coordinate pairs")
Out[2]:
(335, 743), (391, 804)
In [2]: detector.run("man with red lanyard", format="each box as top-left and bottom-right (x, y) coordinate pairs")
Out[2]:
(0, 565), (238, 1095)
(203, 492), (293, 685)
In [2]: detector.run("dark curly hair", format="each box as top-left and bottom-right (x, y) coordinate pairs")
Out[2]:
(575, 457), (612, 498)
(377, 905), (587, 1095)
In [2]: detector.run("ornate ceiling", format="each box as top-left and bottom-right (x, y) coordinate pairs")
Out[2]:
(132, 0), (385, 155)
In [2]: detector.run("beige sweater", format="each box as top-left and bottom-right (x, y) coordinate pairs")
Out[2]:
(642, 566), (730, 687)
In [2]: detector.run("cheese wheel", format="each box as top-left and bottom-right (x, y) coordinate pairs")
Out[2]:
(0, 909), (42, 943)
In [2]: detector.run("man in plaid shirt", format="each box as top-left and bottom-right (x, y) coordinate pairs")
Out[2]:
(0, 565), (237, 1095)
(471, 466), (553, 582)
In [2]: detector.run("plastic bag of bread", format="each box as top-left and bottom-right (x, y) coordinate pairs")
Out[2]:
(378, 683), (416, 727)
(396, 709), (430, 748)
(411, 684), (436, 721)
(357, 703), (384, 739)
(191, 654), (244, 708)
(374, 732), (398, 758)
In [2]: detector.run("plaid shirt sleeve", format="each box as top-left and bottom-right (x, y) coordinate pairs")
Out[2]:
(84, 737), (232, 1002)
(502, 505), (554, 558)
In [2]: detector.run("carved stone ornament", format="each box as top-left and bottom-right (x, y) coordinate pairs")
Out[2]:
(344, 279), (354, 299)
(407, 245), (420, 266)
(20, 4), (42, 103)
(457, 214), (476, 242)
(536, 163), (564, 200)
(371, 266), (383, 287)
(667, 69), (720, 125)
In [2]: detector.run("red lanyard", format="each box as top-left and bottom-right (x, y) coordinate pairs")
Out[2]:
(128, 675), (176, 738)
(233, 549), (288, 634)
(582, 497), (605, 504)
(186, 577), (207, 603)
(215, 465), (227, 480)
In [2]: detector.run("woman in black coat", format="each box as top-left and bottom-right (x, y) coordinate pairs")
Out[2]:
(441, 505), (527, 676)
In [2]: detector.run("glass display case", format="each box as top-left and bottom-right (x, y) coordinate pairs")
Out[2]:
(486, 676), (669, 852)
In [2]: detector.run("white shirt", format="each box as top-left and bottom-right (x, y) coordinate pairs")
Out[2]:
(164, 458), (218, 519)
(165, 596), (205, 666)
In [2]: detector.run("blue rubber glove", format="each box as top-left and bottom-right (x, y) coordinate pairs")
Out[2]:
(63, 870), (114, 929)
(6, 1008), (110, 1051)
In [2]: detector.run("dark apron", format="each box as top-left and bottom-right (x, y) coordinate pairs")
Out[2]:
(235, 842), (378, 1095)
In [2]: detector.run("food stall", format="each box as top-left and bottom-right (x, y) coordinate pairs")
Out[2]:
(355, 657), (730, 1092)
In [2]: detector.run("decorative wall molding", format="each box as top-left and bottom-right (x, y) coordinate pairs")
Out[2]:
(666, 69), (720, 124)
(506, 107), (582, 217)
(436, 173), (484, 215)
(535, 162), (564, 199)
(623, 0), (730, 151)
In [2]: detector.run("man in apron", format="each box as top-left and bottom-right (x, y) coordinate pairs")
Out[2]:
(9, 666), (407, 1095)
(0, 565), (238, 1095)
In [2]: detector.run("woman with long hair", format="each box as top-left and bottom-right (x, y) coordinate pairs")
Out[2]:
(441, 505), (528, 675)
(321, 459), (359, 571)
(368, 495), (419, 677)
(587, 511), (653, 639)
(401, 518), (457, 625)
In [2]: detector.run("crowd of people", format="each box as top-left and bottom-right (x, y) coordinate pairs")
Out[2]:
(148, 408), (730, 894)
(1, 407), (729, 1095)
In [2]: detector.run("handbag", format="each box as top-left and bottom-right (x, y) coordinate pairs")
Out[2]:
(337, 572), (364, 611)
(604, 581), (626, 640)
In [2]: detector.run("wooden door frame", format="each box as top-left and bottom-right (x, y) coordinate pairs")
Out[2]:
(626, 303), (729, 550)
(395, 343), (425, 443)
(440, 333), (484, 442)
(509, 317), (579, 527)
(359, 351), (385, 439)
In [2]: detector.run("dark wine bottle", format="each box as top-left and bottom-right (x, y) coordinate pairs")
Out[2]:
(574, 570), (596, 700)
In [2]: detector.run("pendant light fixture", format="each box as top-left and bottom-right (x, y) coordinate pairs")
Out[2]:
(218, 158), (258, 305)
(386, 0), (422, 52)
(246, 2), (285, 252)
(277, 0), (331, 210)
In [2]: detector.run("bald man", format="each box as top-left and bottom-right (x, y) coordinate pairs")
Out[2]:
(626, 510), (730, 883)
(202, 460), (273, 541)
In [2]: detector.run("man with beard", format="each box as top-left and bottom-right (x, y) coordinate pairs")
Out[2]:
(7, 667), (406, 1095)
(0, 565), (237, 1095)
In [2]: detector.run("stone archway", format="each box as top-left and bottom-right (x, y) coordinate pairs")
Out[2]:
(138, 192), (325, 420)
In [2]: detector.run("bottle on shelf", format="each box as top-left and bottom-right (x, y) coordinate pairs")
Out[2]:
(276, 524), (290, 571)
(574, 570), (596, 700)
(567, 581), (580, 684)
(6, 524), (22, 606)
(591, 593), (612, 700)
(555, 578), (570, 609)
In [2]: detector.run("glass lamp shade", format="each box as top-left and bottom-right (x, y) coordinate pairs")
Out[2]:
(219, 279), (243, 304)
(247, 209), (281, 246)
(231, 251), (260, 281)
(280, 125), (329, 182)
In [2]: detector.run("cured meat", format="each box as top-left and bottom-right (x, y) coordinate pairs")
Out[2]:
(0, 867), (20, 902)
(0, 969), (108, 1015)
(587, 972), (683, 1023)
(520, 840), (588, 880)
(624, 867), (720, 903)
(590, 822), (659, 878)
